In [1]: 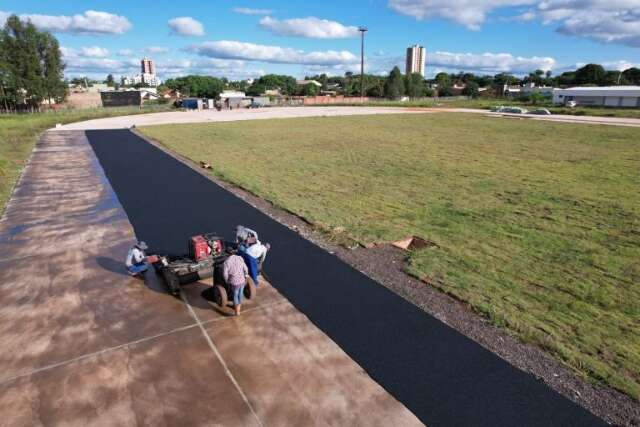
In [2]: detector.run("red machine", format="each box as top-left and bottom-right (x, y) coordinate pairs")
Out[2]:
(190, 235), (211, 261)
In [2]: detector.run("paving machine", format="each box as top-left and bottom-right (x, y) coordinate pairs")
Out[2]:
(153, 233), (256, 307)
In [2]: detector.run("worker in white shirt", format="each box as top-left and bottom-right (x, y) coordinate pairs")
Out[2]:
(125, 241), (149, 276)
(239, 240), (270, 286)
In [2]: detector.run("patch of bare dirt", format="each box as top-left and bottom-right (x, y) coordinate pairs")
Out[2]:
(136, 129), (640, 426)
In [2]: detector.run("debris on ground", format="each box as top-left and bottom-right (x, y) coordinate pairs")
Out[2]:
(200, 160), (212, 169)
(391, 236), (437, 251)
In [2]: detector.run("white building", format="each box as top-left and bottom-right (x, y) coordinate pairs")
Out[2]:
(406, 45), (426, 77)
(553, 86), (640, 107)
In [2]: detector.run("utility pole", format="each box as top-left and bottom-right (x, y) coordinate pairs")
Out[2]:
(358, 26), (368, 98)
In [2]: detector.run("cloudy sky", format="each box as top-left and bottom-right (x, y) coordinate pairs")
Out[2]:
(1, 0), (639, 80)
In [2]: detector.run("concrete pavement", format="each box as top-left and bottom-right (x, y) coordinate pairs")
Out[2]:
(435, 107), (640, 127)
(53, 105), (640, 130)
(0, 131), (422, 426)
(56, 106), (429, 130)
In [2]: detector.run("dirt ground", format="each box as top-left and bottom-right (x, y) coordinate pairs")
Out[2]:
(141, 130), (640, 426)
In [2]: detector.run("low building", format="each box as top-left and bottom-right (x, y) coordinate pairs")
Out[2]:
(100, 90), (142, 107)
(553, 86), (640, 107)
(521, 83), (553, 97)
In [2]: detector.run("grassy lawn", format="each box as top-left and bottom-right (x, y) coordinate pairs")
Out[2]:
(0, 105), (172, 216)
(141, 113), (640, 399)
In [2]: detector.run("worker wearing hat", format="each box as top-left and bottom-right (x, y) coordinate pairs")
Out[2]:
(125, 241), (149, 276)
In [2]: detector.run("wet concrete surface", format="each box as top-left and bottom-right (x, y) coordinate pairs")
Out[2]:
(85, 128), (608, 427)
(0, 131), (421, 425)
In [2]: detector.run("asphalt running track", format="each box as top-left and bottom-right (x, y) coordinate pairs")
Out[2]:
(87, 129), (606, 427)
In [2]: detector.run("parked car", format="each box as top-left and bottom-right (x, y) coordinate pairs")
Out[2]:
(529, 108), (552, 115)
(491, 106), (529, 114)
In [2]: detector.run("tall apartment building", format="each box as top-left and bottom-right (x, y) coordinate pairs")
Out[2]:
(141, 57), (156, 75)
(405, 45), (426, 76)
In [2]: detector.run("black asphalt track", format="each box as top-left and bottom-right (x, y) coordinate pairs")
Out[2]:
(87, 129), (606, 427)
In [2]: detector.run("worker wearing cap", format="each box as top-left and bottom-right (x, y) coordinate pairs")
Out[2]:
(235, 225), (258, 246)
(125, 241), (149, 276)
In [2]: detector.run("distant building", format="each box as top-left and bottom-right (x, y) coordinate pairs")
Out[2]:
(122, 58), (161, 87)
(406, 45), (426, 76)
(552, 86), (640, 107)
(142, 73), (161, 87)
(141, 57), (156, 75)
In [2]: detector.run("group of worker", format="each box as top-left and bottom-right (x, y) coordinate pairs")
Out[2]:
(124, 225), (270, 316)
(224, 225), (270, 316)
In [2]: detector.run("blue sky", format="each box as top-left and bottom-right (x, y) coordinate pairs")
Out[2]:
(1, 0), (639, 80)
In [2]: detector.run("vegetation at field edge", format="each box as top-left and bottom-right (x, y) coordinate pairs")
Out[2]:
(0, 105), (173, 215)
(141, 113), (640, 399)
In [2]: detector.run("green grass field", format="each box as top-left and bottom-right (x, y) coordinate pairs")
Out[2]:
(0, 105), (172, 216)
(141, 113), (640, 398)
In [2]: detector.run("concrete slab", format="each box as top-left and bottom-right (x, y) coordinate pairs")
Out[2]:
(54, 106), (427, 130)
(0, 327), (257, 426)
(207, 302), (422, 426)
(0, 131), (193, 381)
(0, 130), (422, 425)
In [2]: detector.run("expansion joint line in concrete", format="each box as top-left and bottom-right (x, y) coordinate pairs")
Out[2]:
(0, 321), (199, 386)
(180, 290), (265, 427)
(0, 298), (285, 387)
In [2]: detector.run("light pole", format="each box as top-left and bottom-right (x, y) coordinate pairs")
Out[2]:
(358, 26), (367, 98)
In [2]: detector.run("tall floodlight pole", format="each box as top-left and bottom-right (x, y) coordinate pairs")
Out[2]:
(358, 26), (368, 98)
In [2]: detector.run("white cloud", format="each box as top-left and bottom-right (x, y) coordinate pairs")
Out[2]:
(159, 58), (265, 80)
(117, 49), (135, 56)
(4, 10), (132, 35)
(259, 16), (360, 38)
(387, 0), (640, 47)
(168, 16), (205, 36)
(186, 40), (358, 66)
(80, 46), (110, 57)
(232, 7), (273, 15)
(0, 11), (10, 24)
(64, 57), (138, 76)
(370, 50), (556, 76)
(388, 0), (535, 30)
(145, 46), (169, 54)
(538, 2), (640, 47)
(61, 46), (110, 58)
(429, 51), (556, 73)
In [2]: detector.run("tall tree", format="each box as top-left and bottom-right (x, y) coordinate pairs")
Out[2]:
(384, 66), (405, 99)
(0, 14), (66, 110)
(405, 72), (425, 98)
(463, 81), (479, 98)
(574, 63), (605, 85)
(622, 68), (640, 85)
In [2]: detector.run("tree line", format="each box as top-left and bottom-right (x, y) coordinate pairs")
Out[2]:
(0, 15), (66, 111)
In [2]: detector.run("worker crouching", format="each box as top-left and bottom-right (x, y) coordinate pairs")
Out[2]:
(125, 241), (152, 277)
